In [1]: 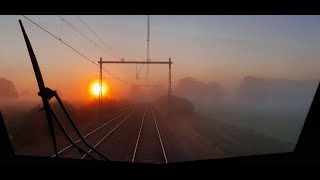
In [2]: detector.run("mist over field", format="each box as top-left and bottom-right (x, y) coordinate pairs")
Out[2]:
(2, 15), (320, 163)
(174, 76), (318, 144)
(1, 75), (318, 158)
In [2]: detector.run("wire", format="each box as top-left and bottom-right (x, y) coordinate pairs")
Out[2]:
(102, 67), (128, 85)
(58, 15), (98, 47)
(59, 17), (63, 40)
(21, 15), (128, 85)
(76, 15), (122, 59)
(137, 63), (145, 77)
(58, 15), (122, 60)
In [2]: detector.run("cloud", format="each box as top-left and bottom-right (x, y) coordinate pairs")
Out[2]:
(0, 77), (19, 99)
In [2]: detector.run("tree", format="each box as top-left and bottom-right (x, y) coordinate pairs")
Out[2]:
(0, 77), (19, 98)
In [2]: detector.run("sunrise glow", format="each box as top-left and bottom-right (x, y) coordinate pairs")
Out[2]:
(90, 81), (108, 97)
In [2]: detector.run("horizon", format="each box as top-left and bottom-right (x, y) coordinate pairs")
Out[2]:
(1, 15), (320, 161)
(1, 15), (320, 102)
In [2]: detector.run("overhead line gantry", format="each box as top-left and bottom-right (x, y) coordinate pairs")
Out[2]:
(98, 58), (173, 116)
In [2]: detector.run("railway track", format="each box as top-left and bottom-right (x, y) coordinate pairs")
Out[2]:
(52, 109), (133, 159)
(53, 103), (169, 164)
(131, 104), (168, 164)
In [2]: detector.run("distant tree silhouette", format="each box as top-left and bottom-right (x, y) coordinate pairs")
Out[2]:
(0, 77), (19, 98)
(155, 95), (195, 117)
(175, 77), (224, 100)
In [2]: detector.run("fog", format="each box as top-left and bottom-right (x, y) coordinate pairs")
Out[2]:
(112, 75), (318, 145)
(125, 83), (167, 103)
(1, 75), (318, 154)
(174, 76), (318, 144)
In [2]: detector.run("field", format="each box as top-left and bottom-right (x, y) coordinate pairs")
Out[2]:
(1, 96), (297, 161)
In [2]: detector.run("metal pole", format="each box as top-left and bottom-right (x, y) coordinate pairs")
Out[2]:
(99, 57), (102, 121)
(168, 57), (172, 117)
(147, 15), (150, 87)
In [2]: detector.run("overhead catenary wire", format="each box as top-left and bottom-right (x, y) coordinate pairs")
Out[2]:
(135, 15), (150, 80)
(77, 15), (157, 82)
(21, 15), (128, 85)
(58, 15), (98, 47)
(76, 15), (122, 59)
(59, 17), (64, 40)
(58, 15), (122, 60)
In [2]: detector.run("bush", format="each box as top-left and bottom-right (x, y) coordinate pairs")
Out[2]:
(155, 95), (195, 117)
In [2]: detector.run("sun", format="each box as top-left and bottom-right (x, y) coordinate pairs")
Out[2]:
(90, 82), (108, 97)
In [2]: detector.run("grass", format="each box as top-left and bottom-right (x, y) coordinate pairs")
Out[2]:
(198, 103), (307, 144)
(2, 99), (130, 156)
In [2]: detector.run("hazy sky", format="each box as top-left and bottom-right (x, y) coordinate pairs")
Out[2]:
(1, 15), (320, 101)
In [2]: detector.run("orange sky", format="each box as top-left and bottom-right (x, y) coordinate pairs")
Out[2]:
(1, 15), (320, 103)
